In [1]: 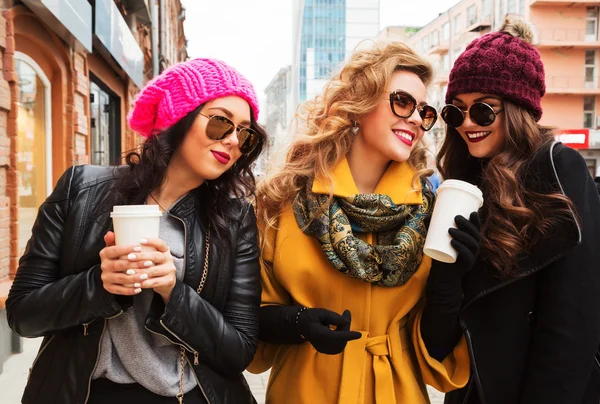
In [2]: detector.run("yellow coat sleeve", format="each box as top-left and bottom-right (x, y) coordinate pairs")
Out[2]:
(409, 301), (471, 392)
(246, 222), (291, 374)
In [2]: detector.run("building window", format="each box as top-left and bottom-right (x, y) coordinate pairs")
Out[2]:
(482, 0), (493, 18)
(431, 30), (439, 47)
(422, 36), (430, 51)
(453, 14), (462, 35)
(442, 54), (450, 72)
(453, 46), (462, 63)
(467, 5), (477, 27)
(518, 0), (525, 16)
(442, 22), (450, 41)
(587, 7), (598, 41)
(90, 80), (121, 166)
(584, 96), (595, 128)
(585, 50), (596, 87)
(507, 0), (517, 14)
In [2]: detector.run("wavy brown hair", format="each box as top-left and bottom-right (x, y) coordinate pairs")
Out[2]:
(437, 102), (577, 277)
(256, 41), (435, 251)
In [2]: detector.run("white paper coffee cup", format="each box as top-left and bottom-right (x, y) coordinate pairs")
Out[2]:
(110, 205), (162, 251)
(424, 180), (484, 264)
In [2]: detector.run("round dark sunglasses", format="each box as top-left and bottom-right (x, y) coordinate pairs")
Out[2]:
(441, 102), (504, 128)
(389, 91), (438, 131)
(198, 112), (259, 154)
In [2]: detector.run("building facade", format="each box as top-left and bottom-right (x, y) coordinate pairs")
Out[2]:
(391, 0), (600, 177)
(293, 0), (380, 104)
(0, 0), (187, 372)
(259, 65), (293, 174)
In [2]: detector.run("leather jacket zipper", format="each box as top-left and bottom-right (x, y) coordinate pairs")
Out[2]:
(162, 214), (210, 402)
(27, 335), (56, 382)
(186, 354), (211, 403)
(82, 310), (123, 336)
(159, 320), (196, 352)
(166, 211), (188, 276)
(144, 325), (208, 403)
(83, 310), (124, 403)
(84, 319), (107, 404)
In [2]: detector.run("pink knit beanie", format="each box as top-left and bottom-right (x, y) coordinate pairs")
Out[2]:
(128, 58), (260, 138)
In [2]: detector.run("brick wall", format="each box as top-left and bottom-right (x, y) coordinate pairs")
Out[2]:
(73, 53), (89, 165)
(0, 8), (12, 283)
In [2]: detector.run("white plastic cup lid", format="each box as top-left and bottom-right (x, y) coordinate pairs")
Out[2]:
(110, 204), (162, 218)
(437, 179), (484, 206)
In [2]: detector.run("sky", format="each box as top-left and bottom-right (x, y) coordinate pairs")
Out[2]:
(181, 0), (458, 101)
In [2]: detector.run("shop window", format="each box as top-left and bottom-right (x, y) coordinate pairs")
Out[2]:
(15, 53), (52, 254)
(90, 78), (121, 166)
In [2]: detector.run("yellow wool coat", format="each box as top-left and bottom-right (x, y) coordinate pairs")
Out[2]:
(247, 159), (470, 404)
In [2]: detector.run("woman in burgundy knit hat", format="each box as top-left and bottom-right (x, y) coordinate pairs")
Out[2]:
(425, 15), (600, 404)
(6, 58), (267, 404)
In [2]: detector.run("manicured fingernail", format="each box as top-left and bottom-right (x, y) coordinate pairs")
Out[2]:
(144, 260), (153, 267)
(134, 283), (141, 288)
(126, 269), (136, 275)
(134, 288), (142, 294)
(139, 273), (148, 280)
(127, 253), (136, 260)
(133, 246), (142, 252)
(140, 239), (148, 244)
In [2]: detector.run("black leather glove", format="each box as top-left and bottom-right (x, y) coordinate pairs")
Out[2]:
(297, 308), (362, 355)
(421, 211), (481, 361)
(259, 305), (361, 355)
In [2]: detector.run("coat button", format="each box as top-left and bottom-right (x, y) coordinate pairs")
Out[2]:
(527, 311), (536, 323)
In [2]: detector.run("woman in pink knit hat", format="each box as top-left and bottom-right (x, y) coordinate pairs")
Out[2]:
(7, 58), (267, 404)
(433, 16), (600, 404)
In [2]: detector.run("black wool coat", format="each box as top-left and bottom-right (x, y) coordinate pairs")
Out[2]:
(445, 143), (600, 404)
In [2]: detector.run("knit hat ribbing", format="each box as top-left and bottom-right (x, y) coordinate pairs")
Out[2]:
(445, 17), (545, 121)
(128, 58), (259, 138)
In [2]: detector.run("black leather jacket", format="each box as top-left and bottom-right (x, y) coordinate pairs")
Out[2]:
(6, 165), (261, 404)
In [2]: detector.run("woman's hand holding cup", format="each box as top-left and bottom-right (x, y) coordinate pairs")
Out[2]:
(125, 237), (177, 304)
(100, 231), (156, 296)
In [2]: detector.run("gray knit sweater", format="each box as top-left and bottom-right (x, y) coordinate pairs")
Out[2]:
(93, 212), (197, 396)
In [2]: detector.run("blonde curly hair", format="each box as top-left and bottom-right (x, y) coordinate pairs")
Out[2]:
(257, 41), (435, 248)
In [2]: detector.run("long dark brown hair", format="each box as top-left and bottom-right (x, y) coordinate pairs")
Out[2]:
(111, 104), (267, 248)
(437, 102), (576, 277)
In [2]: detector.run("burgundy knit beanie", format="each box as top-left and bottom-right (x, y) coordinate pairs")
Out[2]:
(445, 17), (545, 121)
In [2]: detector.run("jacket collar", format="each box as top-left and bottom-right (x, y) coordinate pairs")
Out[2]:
(169, 189), (200, 219)
(311, 157), (423, 205)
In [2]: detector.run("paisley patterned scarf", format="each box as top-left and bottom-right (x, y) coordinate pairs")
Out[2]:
(293, 179), (434, 287)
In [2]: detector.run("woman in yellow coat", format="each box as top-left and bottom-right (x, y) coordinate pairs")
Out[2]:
(247, 42), (472, 403)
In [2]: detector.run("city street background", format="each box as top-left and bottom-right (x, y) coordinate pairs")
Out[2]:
(2, 0), (599, 402)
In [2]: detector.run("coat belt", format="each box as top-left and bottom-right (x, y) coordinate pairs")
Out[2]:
(337, 318), (410, 404)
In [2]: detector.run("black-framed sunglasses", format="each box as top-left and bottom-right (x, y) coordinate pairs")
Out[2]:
(389, 91), (438, 131)
(198, 112), (259, 154)
(441, 102), (505, 128)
